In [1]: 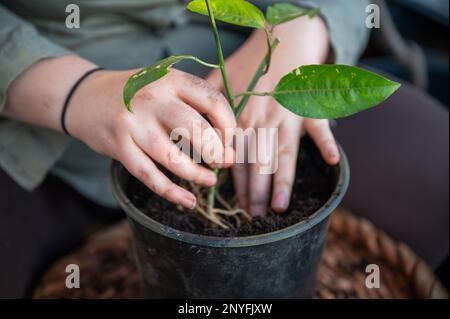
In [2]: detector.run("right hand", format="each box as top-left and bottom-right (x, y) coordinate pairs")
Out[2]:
(67, 68), (236, 209)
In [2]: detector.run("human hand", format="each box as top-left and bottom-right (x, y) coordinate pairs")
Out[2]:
(67, 68), (236, 210)
(207, 16), (340, 217)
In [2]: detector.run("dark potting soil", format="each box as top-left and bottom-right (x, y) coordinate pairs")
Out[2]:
(126, 137), (337, 237)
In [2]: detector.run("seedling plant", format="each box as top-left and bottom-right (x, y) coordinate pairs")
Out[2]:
(123, 0), (401, 229)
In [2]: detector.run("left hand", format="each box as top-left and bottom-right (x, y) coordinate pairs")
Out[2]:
(207, 16), (340, 217)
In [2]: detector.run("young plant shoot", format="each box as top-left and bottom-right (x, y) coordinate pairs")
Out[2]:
(123, 0), (401, 229)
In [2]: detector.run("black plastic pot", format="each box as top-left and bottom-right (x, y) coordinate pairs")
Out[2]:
(111, 147), (350, 299)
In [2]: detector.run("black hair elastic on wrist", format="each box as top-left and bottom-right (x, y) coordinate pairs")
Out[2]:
(61, 67), (104, 136)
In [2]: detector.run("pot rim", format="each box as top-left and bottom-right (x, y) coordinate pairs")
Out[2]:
(111, 146), (350, 248)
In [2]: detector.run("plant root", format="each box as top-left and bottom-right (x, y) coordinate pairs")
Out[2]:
(186, 180), (251, 230)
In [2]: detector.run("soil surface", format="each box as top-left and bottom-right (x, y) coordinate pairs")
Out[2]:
(126, 137), (337, 237)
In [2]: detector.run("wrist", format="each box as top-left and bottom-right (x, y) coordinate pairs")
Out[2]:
(273, 15), (330, 64)
(66, 69), (132, 154)
(65, 69), (111, 142)
(60, 67), (105, 136)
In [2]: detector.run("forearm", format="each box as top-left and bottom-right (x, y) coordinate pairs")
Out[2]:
(272, 15), (330, 63)
(254, 0), (370, 65)
(1, 55), (97, 133)
(245, 15), (330, 73)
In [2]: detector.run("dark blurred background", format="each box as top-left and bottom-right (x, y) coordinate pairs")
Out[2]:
(363, 0), (449, 106)
(363, 0), (449, 288)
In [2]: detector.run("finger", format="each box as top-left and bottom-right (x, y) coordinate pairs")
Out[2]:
(160, 99), (234, 167)
(133, 121), (219, 186)
(248, 129), (275, 217)
(232, 132), (250, 210)
(305, 120), (340, 165)
(174, 72), (237, 145)
(271, 120), (302, 213)
(119, 136), (196, 209)
(232, 163), (249, 211)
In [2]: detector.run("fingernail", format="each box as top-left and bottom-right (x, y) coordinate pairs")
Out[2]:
(204, 173), (217, 186)
(181, 194), (196, 210)
(250, 205), (266, 217)
(328, 146), (339, 160)
(273, 190), (289, 212)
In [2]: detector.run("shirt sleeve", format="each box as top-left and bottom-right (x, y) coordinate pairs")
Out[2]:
(254, 0), (371, 66)
(0, 4), (72, 191)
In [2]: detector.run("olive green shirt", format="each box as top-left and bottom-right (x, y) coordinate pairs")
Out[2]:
(0, 0), (370, 207)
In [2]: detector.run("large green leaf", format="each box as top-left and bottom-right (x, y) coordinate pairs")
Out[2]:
(187, 0), (265, 29)
(272, 65), (401, 119)
(124, 55), (211, 112)
(266, 3), (320, 26)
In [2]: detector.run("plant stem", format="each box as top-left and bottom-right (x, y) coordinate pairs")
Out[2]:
(207, 167), (219, 212)
(205, 0), (234, 212)
(235, 91), (273, 98)
(192, 57), (221, 69)
(202, 2), (279, 214)
(263, 27), (273, 75)
(235, 38), (280, 119)
(205, 0), (235, 108)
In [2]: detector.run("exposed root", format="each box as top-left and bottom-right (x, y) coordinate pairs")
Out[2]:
(196, 205), (230, 229)
(212, 208), (250, 229)
(215, 192), (232, 210)
(185, 178), (251, 230)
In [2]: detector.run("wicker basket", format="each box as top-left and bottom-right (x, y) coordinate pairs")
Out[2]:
(33, 208), (448, 299)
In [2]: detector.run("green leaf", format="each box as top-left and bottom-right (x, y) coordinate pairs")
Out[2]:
(272, 65), (401, 119)
(187, 0), (265, 29)
(123, 55), (216, 112)
(266, 3), (320, 26)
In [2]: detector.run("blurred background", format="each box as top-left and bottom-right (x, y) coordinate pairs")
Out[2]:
(364, 0), (449, 288)
(365, 0), (448, 106)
